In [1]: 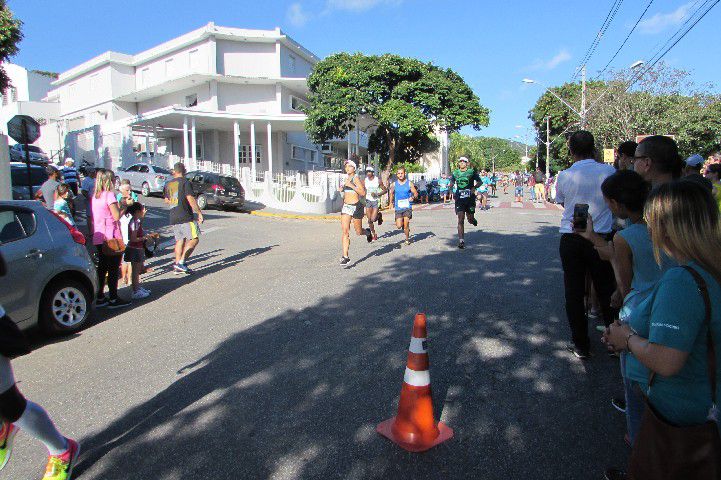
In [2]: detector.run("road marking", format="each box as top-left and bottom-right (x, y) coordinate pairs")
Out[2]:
(533, 203), (547, 209)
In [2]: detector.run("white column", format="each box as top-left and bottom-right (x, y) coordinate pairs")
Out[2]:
(355, 118), (360, 163)
(182, 116), (189, 162)
(190, 117), (197, 165)
(153, 125), (158, 154)
(233, 121), (240, 179)
(267, 122), (273, 177)
(346, 126), (351, 159)
(250, 121), (256, 180)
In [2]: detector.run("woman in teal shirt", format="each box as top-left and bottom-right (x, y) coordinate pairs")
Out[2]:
(607, 181), (721, 428)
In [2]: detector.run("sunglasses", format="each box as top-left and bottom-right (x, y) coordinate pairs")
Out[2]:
(630, 155), (650, 164)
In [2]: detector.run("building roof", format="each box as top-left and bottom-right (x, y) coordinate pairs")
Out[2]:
(53, 23), (320, 86)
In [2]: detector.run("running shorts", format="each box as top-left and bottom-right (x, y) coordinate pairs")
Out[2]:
(365, 200), (379, 209)
(342, 203), (365, 219)
(172, 221), (201, 241)
(455, 197), (475, 214)
(395, 209), (412, 220)
(514, 187), (524, 196)
(124, 246), (145, 263)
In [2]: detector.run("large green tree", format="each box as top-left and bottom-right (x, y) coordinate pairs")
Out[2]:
(0, 1), (22, 91)
(305, 53), (489, 170)
(529, 63), (721, 169)
(449, 133), (526, 171)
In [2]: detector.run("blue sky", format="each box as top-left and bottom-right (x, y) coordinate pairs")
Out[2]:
(9, 0), (720, 141)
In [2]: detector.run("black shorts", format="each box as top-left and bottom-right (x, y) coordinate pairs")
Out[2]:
(342, 203), (365, 219)
(455, 197), (475, 214)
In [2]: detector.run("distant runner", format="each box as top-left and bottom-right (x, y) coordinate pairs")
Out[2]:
(338, 160), (373, 265)
(449, 157), (481, 249)
(388, 166), (418, 246)
(364, 166), (387, 241)
(438, 173), (452, 203)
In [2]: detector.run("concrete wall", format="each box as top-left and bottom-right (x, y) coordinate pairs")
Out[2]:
(279, 45), (313, 78)
(0, 135), (10, 200)
(55, 64), (114, 117)
(135, 39), (211, 89)
(110, 64), (136, 99)
(279, 85), (309, 114)
(217, 83), (277, 114)
(216, 40), (278, 77)
(27, 72), (55, 102)
(137, 84), (213, 115)
(3, 63), (29, 101)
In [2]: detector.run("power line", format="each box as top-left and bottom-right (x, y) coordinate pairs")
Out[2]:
(571, 0), (625, 80)
(593, 0), (655, 80)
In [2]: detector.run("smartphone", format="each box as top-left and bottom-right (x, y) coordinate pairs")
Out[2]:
(574, 203), (589, 231)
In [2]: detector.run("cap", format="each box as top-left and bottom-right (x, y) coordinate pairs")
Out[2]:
(45, 164), (59, 175)
(458, 157), (469, 163)
(685, 154), (704, 167)
(366, 166), (375, 172)
(64, 157), (74, 165)
(345, 159), (357, 169)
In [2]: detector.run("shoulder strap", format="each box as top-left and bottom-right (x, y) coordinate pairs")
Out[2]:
(681, 265), (716, 402)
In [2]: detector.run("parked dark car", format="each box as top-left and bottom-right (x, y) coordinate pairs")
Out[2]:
(10, 162), (48, 200)
(0, 201), (97, 334)
(185, 171), (245, 210)
(9, 144), (50, 165)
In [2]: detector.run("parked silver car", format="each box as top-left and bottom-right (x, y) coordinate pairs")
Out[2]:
(9, 143), (50, 165)
(115, 163), (172, 197)
(0, 201), (97, 334)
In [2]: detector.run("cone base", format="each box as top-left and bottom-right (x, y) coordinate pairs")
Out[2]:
(376, 417), (454, 452)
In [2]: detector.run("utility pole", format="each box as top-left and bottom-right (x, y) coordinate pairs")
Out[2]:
(545, 116), (551, 179)
(580, 65), (587, 129)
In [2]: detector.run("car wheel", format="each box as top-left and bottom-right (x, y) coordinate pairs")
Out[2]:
(39, 279), (92, 334)
(141, 182), (151, 197)
(114, 177), (122, 190)
(197, 194), (207, 210)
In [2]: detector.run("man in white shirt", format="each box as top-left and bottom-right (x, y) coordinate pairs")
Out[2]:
(555, 131), (616, 359)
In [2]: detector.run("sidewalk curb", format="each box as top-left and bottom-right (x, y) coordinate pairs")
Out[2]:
(246, 210), (340, 221)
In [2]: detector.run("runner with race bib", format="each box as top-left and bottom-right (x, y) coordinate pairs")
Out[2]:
(449, 157), (481, 249)
(388, 166), (418, 246)
(338, 160), (373, 265)
(364, 166), (387, 241)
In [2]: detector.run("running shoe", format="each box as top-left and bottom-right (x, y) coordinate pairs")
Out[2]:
(611, 397), (626, 414)
(458, 240), (465, 249)
(174, 263), (194, 274)
(566, 343), (591, 360)
(405, 239), (411, 246)
(0, 423), (18, 471)
(377, 212), (383, 225)
(469, 216), (478, 227)
(107, 298), (131, 309)
(365, 228), (373, 243)
(95, 295), (109, 308)
(340, 256), (350, 265)
(131, 289), (150, 300)
(139, 287), (151, 294)
(43, 438), (80, 480)
(372, 233), (378, 241)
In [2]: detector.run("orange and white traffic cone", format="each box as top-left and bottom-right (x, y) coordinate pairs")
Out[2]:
(377, 313), (453, 452)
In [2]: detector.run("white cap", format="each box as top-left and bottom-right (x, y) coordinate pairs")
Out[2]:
(366, 166), (375, 172)
(345, 159), (357, 169)
(685, 154), (704, 167)
(64, 157), (74, 165)
(458, 156), (469, 163)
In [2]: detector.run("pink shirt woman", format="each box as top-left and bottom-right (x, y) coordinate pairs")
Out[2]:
(91, 190), (121, 246)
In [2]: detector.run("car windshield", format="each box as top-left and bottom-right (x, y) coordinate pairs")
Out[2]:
(219, 176), (241, 189)
(11, 168), (48, 186)
(153, 166), (171, 174)
(26, 146), (43, 153)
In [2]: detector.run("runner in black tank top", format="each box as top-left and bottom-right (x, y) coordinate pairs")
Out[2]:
(338, 160), (373, 265)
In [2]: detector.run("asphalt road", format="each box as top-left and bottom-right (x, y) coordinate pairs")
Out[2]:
(8, 192), (627, 480)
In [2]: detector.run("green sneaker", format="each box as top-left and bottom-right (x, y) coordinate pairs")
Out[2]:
(0, 422), (18, 471)
(43, 438), (80, 480)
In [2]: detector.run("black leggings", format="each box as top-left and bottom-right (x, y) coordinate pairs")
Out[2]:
(96, 248), (122, 300)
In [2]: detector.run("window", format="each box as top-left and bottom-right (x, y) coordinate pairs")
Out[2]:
(0, 208), (36, 244)
(288, 54), (297, 75)
(126, 165), (140, 172)
(140, 68), (150, 86)
(164, 58), (174, 77)
(138, 165), (149, 173)
(89, 74), (99, 92)
(291, 145), (317, 164)
(290, 96), (309, 112)
(9, 87), (17, 102)
(185, 94), (198, 108)
(238, 145), (262, 164)
(188, 49), (200, 71)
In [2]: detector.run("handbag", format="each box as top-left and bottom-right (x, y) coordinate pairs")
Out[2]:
(0, 313), (32, 359)
(101, 237), (126, 256)
(628, 265), (721, 480)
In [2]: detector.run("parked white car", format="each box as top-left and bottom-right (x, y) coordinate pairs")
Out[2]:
(115, 163), (172, 197)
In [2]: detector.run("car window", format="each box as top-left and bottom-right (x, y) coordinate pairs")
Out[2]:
(219, 176), (241, 189)
(26, 146), (43, 153)
(126, 165), (139, 172)
(204, 176), (214, 185)
(194, 175), (204, 183)
(153, 166), (171, 174)
(138, 165), (150, 173)
(0, 209), (36, 244)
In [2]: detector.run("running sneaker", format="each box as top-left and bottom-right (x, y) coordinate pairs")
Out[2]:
(566, 343), (591, 360)
(611, 397), (626, 414)
(469, 216), (478, 227)
(405, 239), (411, 246)
(458, 240), (465, 249)
(340, 256), (350, 265)
(131, 289), (150, 300)
(0, 423), (18, 471)
(139, 287), (151, 294)
(175, 263), (194, 274)
(43, 438), (80, 480)
(372, 233), (378, 241)
(377, 212), (383, 225)
(95, 295), (109, 308)
(107, 298), (132, 309)
(365, 228), (373, 243)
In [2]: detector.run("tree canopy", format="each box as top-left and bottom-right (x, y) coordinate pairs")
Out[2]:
(529, 63), (721, 170)
(0, 1), (22, 92)
(305, 53), (489, 169)
(449, 133), (526, 171)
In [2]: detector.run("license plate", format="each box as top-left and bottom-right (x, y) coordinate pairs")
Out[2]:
(227, 192), (237, 197)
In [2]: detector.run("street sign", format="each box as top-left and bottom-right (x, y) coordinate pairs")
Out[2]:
(7, 115), (41, 144)
(603, 149), (615, 164)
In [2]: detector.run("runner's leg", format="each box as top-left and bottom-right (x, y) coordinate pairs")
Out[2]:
(403, 216), (410, 242)
(457, 212), (465, 241)
(341, 214), (351, 258)
(182, 238), (199, 263)
(174, 239), (185, 264)
(366, 207), (377, 238)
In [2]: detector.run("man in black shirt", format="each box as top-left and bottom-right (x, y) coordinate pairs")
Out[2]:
(164, 163), (204, 274)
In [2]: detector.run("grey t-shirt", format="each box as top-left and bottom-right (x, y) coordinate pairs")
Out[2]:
(40, 179), (60, 208)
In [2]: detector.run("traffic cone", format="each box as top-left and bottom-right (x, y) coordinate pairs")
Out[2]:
(377, 313), (453, 452)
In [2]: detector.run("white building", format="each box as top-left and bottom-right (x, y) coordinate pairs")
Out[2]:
(46, 23), (371, 178)
(0, 63), (61, 155)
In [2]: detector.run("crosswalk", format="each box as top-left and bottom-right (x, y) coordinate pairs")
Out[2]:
(411, 201), (563, 212)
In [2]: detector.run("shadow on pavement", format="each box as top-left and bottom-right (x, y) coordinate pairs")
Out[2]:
(73, 226), (626, 480)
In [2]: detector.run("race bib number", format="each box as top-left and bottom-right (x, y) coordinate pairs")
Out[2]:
(342, 204), (356, 216)
(397, 198), (411, 209)
(458, 189), (471, 199)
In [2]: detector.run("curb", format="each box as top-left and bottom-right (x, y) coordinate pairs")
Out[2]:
(246, 210), (340, 221)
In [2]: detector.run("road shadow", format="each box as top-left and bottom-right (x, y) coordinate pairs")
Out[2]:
(73, 226), (627, 480)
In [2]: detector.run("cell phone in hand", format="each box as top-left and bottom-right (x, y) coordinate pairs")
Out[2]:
(573, 203), (589, 231)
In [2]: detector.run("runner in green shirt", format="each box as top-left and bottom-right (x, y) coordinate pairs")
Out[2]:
(448, 157), (481, 249)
